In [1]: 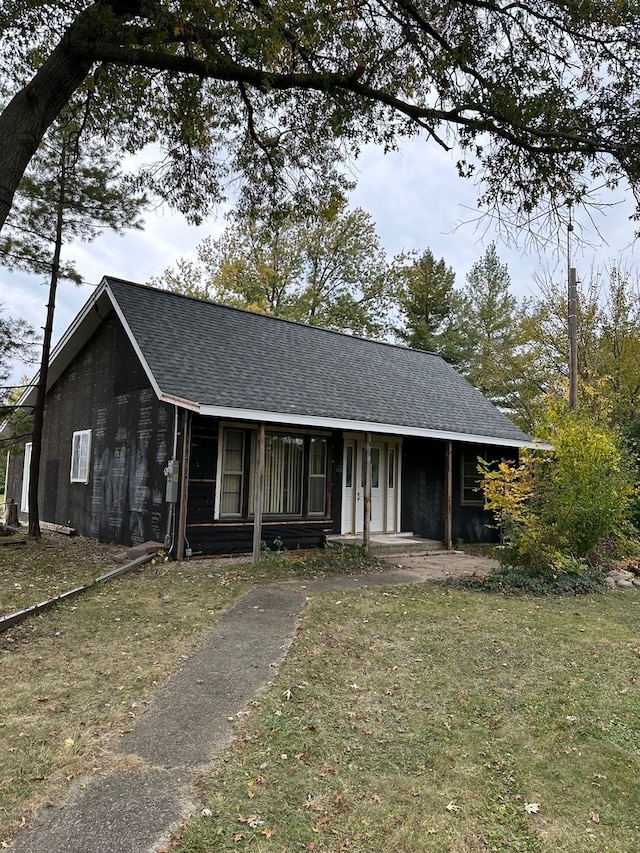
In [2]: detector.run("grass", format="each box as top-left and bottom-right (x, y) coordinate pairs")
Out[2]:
(0, 534), (382, 843)
(171, 588), (640, 853)
(2, 536), (640, 851)
(0, 534), (255, 842)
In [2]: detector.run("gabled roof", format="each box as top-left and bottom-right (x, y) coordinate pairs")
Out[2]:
(27, 277), (536, 448)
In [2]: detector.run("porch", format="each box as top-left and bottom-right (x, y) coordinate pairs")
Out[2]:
(327, 531), (446, 556)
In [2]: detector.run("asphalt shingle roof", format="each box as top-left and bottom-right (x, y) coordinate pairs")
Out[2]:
(105, 278), (530, 444)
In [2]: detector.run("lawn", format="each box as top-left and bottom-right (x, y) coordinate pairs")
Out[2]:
(2, 536), (639, 851)
(0, 534), (254, 843)
(172, 587), (640, 853)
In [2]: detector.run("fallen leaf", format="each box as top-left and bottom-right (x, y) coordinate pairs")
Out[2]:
(446, 800), (460, 812)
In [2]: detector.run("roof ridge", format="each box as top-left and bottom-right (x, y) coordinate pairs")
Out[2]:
(103, 276), (441, 359)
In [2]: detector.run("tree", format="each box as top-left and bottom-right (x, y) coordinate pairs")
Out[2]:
(3, 2), (640, 238)
(0, 307), (37, 410)
(521, 265), (640, 430)
(481, 399), (636, 574)
(393, 249), (466, 360)
(154, 198), (391, 337)
(457, 244), (523, 407)
(0, 102), (146, 537)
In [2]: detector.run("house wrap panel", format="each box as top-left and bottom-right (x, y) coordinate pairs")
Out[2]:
(35, 314), (173, 545)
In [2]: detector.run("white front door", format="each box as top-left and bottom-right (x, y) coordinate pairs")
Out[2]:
(341, 438), (400, 534)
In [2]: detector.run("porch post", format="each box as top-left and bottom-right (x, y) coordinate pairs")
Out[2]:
(363, 431), (372, 556)
(444, 440), (453, 550)
(176, 410), (191, 561)
(252, 423), (265, 565)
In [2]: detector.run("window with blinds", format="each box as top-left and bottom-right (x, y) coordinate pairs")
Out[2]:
(220, 428), (327, 518)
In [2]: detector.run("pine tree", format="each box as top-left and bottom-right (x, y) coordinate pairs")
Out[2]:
(0, 102), (146, 537)
(393, 249), (466, 361)
(459, 244), (523, 411)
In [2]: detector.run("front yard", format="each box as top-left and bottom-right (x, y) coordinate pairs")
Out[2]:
(1, 535), (639, 851)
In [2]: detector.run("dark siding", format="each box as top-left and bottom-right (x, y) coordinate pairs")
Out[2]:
(451, 444), (517, 544)
(187, 415), (218, 524)
(186, 521), (331, 555)
(401, 437), (510, 544)
(329, 431), (343, 534)
(401, 437), (446, 539)
(22, 314), (173, 546)
(5, 450), (22, 512)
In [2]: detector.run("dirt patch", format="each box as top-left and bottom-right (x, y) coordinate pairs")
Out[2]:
(380, 550), (499, 581)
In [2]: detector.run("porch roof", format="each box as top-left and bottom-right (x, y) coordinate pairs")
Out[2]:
(46, 277), (538, 449)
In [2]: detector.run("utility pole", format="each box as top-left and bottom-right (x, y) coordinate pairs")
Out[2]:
(567, 209), (578, 409)
(568, 267), (578, 409)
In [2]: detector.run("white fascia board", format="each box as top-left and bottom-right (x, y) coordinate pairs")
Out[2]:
(197, 403), (543, 449)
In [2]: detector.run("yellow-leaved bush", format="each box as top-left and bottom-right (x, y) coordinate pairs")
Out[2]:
(480, 400), (637, 573)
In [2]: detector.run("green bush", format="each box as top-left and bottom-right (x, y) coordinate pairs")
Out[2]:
(481, 400), (637, 574)
(453, 564), (606, 596)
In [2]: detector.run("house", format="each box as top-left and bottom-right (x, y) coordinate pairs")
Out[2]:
(4, 278), (536, 557)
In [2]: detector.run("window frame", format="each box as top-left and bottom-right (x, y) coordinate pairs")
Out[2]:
(20, 442), (32, 512)
(217, 425), (329, 520)
(460, 451), (484, 506)
(219, 428), (246, 517)
(70, 429), (92, 484)
(308, 437), (328, 516)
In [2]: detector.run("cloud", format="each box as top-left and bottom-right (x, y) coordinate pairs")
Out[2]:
(2, 140), (639, 386)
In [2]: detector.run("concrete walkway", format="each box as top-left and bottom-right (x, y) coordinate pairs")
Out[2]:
(8, 556), (494, 853)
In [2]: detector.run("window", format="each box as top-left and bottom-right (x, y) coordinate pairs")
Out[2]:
(308, 438), (327, 514)
(21, 442), (32, 512)
(263, 434), (304, 514)
(461, 452), (483, 505)
(388, 447), (396, 489)
(360, 447), (380, 488)
(221, 430), (245, 515)
(70, 430), (91, 484)
(345, 445), (353, 488)
(220, 428), (328, 518)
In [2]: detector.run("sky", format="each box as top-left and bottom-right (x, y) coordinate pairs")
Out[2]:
(2, 135), (639, 389)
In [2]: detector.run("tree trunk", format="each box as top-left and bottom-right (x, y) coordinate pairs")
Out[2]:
(0, 37), (93, 233)
(27, 161), (66, 538)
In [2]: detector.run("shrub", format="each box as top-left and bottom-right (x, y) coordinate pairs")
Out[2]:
(480, 400), (637, 574)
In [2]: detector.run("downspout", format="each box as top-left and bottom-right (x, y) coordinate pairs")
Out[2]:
(164, 405), (180, 551)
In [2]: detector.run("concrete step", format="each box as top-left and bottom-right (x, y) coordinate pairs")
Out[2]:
(327, 533), (445, 555)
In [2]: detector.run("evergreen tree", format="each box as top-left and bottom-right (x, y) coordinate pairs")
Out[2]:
(0, 102), (146, 537)
(393, 249), (465, 361)
(459, 244), (522, 410)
